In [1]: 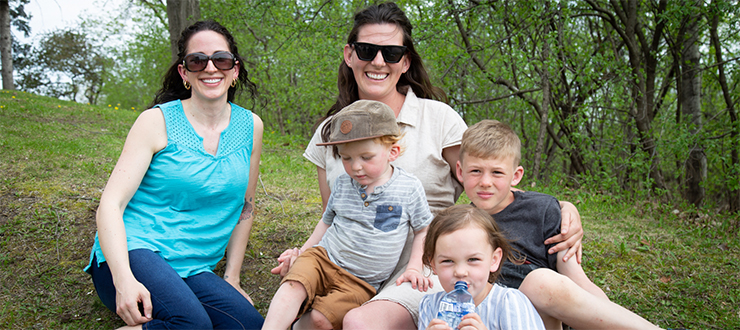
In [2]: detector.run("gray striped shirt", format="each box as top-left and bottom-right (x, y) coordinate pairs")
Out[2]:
(318, 166), (432, 289)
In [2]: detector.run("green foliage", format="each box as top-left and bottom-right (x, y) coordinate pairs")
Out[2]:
(200, 0), (366, 137)
(88, 2), (171, 111)
(7, 0), (31, 38)
(13, 0), (740, 213)
(15, 28), (112, 104)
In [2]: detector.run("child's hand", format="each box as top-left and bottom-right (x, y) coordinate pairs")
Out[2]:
(426, 318), (453, 330)
(396, 268), (433, 292)
(270, 247), (300, 277)
(547, 201), (584, 263)
(459, 313), (488, 330)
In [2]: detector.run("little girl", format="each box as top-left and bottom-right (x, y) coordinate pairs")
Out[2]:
(418, 204), (545, 330)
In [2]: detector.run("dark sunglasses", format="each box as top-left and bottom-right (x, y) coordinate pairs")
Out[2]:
(182, 51), (236, 72)
(351, 42), (408, 63)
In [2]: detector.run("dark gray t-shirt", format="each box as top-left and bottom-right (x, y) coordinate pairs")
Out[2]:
(491, 191), (561, 289)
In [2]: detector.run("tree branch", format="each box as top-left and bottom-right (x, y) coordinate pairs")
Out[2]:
(457, 88), (542, 104)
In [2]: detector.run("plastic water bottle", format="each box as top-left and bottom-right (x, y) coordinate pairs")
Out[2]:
(436, 281), (475, 329)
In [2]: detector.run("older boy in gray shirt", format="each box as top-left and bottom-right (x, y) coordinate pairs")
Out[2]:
(455, 119), (661, 330)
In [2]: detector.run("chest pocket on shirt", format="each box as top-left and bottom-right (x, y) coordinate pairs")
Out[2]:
(374, 205), (402, 232)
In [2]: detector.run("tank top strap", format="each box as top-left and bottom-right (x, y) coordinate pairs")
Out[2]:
(156, 100), (203, 151)
(218, 103), (254, 157)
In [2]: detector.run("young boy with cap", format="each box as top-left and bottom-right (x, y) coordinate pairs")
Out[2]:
(263, 100), (434, 330)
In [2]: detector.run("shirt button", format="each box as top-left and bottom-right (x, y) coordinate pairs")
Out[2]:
(361, 193), (366, 198)
(364, 202), (369, 207)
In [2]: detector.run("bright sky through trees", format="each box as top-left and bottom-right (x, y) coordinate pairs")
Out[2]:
(21, 0), (124, 44)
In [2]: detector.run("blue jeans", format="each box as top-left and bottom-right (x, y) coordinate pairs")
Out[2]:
(90, 249), (264, 329)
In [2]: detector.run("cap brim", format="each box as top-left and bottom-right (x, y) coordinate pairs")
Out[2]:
(315, 134), (385, 146)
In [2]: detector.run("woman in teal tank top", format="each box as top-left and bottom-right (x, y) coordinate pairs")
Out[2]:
(85, 20), (264, 329)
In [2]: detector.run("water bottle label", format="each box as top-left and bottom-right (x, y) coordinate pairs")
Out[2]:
(438, 301), (454, 312)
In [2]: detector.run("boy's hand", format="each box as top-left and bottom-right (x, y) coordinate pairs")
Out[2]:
(459, 313), (488, 330)
(546, 201), (584, 263)
(396, 268), (432, 292)
(270, 247), (301, 277)
(426, 318), (453, 330)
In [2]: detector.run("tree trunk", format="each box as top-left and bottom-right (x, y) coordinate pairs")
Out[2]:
(166, 0), (200, 64)
(710, 7), (739, 212)
(0, 0), (14, 90)
(585, 0), (668, 192)
(533, 3), (552, 181)
(679, 8), (705, 207)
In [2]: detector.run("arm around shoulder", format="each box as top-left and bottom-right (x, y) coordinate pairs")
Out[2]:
(546, 200), (584, 263)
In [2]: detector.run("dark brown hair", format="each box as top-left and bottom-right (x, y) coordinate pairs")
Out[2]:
(320, 2), (447, 144)
(150, 20), (257, 107)
(423, 204), (521, 283)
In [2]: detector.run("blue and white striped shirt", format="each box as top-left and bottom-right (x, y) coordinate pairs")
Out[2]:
(418, 283), (545, 329)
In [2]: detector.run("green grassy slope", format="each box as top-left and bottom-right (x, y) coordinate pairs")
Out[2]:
(0, 91), (737, 329)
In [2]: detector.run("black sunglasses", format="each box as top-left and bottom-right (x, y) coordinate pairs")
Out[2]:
(182, 51), (236, 72)
(351, 42), (408, 63)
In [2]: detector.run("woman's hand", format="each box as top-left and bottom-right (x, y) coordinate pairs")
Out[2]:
(224, 275), (254, 305)
(115, 277), (152, 326)
(270, 247), (301, 278)
(545, 201), (584, 263)
(396, 268), (433, 292)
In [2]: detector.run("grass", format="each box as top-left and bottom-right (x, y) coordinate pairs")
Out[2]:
(1, 91), (738, 329)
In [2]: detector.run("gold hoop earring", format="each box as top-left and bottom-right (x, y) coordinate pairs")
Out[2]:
(231, 80), (237, 88)
(183, 80), (191, 90)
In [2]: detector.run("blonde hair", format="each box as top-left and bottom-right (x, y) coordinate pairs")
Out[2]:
(375, 134), (403, 146)
(460, 120), (521, 167)
(423, 204), (520, 283)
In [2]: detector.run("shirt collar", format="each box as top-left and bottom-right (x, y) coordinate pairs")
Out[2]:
(396, 88), (420, 128)
(352, 165), (401, 196)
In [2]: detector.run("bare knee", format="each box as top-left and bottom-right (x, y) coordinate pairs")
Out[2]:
(520, 268), (571, 310)
(343, 301), (414, 330)
(309, 310), (333, 330)
(342, 307), (369, 329)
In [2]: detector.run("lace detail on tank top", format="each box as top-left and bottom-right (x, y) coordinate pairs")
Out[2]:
(219, 107), (253, 156)
(160, 101), (202, 151)
(158, 100), (253, 157)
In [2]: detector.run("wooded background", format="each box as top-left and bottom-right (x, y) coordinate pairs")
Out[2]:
(3, 0), (740, 213)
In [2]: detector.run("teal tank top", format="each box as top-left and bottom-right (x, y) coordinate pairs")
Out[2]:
(85, 100), (254, 277)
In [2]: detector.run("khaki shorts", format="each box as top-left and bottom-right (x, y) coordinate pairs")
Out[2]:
(282, 246), (376, 330)
(366, 229), (444, 324)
